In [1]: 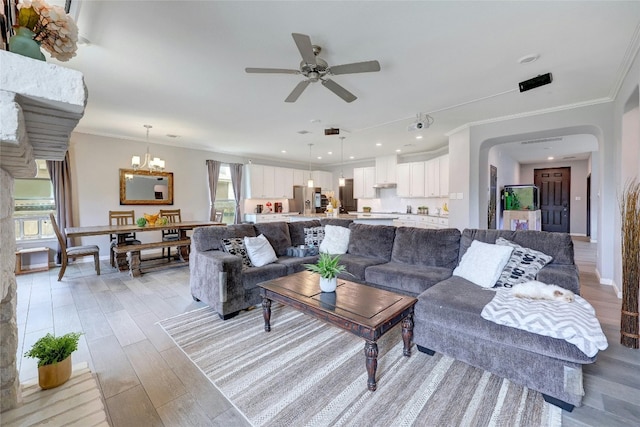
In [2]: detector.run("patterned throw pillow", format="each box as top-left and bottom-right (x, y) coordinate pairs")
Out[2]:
(220, 238), (253, 269)
(494, 237), (553, 288)
(304, 226), (325, 247)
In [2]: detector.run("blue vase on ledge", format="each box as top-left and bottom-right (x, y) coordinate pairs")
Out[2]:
(9, 27), (46, 61)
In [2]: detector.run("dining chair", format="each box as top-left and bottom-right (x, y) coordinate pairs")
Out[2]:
(108, 210), (141, 268)
(159, 208), (182, 260)
(49, 213), (100, 281)
(214, 209), (224, 223)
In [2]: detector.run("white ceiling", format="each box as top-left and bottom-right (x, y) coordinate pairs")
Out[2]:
(53, 1), (640, 167)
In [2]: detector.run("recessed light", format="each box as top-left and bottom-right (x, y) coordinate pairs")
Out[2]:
(395, 149), (401, 153)
(416, 135), (423, 140)
(376, 143), (382, 146)
(317, 156), (322, 159)
(328, 151), (332, 155)
(547, 156), (554, 160)
(281, 150), (287, 153)
(349, 156), (355, 159)
(518, 54), (539, 64)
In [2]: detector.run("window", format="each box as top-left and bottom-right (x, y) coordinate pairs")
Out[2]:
(214, 164), (235, 224)
(14, 160), (56, 241)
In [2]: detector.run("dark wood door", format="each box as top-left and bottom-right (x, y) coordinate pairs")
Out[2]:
(534, 167), (570, 233)
(339, 179), (357, 212)
(488, 165), (497, 229)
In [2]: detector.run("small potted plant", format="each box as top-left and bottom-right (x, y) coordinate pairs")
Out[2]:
(25, 332), (82, 389)
(304, 252), (350, 292)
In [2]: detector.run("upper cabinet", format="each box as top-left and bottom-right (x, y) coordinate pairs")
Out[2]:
(353, 166), (376, 199)
(274, 166), (294, 198)
(244, 164), (293, 199)
(293, 169), (306, 187)
(375, 155), (397, 184)
(423, 154), (449, 198)
(312, 170), (333, 192)
(396, 162), (425, 198)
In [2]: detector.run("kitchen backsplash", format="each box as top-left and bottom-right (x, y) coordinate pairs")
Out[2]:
(356, 187), (449, 214)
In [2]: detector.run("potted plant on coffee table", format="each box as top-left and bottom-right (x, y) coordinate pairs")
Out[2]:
(25, 332), (82, 389)
(304, 252), (350, 292)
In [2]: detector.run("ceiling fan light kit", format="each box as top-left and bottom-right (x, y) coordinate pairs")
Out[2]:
(246, 33), (381, 103)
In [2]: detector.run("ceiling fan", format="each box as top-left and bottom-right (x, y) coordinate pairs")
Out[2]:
(245, 33), (381, 103)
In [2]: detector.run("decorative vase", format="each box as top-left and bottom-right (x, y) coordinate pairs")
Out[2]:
(9, 27), (46, 61)
(319, 277), (337, 292)
(38, 355), (72, 389)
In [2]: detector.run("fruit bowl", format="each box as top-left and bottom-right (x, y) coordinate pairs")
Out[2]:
(143, 213), (159, 226)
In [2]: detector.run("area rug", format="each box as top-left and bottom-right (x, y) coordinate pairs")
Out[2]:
(159, 304), (561, 427)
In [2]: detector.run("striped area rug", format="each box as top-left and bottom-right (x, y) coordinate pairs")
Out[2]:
(159, 304), (561, 427)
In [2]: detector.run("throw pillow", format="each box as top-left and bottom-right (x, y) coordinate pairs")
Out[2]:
(304, 226), (325, 247)
(319, 225), (351, 255)
(244, 234), (278, 267)
(494, 237), (553, 288)
(453, 240), (514, 288)
(220, 238), (252, 269)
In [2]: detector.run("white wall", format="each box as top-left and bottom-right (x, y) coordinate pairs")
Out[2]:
(69, 133), (247, 255)
(519, 159), (590, 235)
(488, 146), (519, 229)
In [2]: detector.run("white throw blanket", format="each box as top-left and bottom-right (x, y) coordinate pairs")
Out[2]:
(481, 290), (608, 357)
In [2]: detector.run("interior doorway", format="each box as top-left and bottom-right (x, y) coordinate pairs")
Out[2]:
(488, 165), (497, 229)
(534, 167), (571, 233)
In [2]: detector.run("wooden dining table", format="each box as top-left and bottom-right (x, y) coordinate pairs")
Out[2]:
(65, 220), (223, 274)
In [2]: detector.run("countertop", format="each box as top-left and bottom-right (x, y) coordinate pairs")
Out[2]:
(349, 211), (450, 219)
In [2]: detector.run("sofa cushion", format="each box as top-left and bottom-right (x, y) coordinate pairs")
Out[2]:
(495, 237), (553, 288)
(415, 276), (595, 364)
(288, 220), (322, 246)
(319, 218), (353, 228)
(453, 240), (513, 288)
(337, 254), (388, 281)
(221, 238), (252, 269)
(460, 229), (574, 265)
(276, 255), (320, 275)
(320, 225), (351, 254)
(192, 224), (256, 252)
(254, 222), (291, 256)
(347, 223), (396, 260)
(365, 263), (453, 296)
(244, 234), (278, 267)
(391, 227), (461, 269)
(241, 263), (288, 290)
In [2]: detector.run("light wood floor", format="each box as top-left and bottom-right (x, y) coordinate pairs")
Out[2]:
(13, 240), (640, 426)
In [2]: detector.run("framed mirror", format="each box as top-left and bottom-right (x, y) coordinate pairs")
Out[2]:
(119, 169), (174, 205)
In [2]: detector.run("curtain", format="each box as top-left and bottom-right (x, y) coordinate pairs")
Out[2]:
(206, 159), (221, 221)
(46, 151), (74, 264)
(230, 163), (243, 224)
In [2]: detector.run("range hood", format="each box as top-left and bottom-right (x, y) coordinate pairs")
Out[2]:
(373, 182), (397, 189)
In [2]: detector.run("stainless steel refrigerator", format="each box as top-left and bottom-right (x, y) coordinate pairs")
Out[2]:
(290, 186), (322, 214)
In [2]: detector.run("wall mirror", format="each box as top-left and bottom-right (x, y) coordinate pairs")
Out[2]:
(119, 169), (174, 205)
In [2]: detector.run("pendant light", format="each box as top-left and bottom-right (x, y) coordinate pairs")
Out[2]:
(131, 124), (165, 171)
(307, 143), (315, 188)
(339, 136), (346, 187)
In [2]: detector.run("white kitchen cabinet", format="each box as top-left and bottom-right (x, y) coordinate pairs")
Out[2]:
(274, 167), (294, 198)
(293, 169), (306, 186)
(244, 164), (265, 198)
(312, 170), (333, 192)
(425, 158), (440, 197)
(439, 154), (449, 197)
(375, 155), (397, 184)
(396, 162), (425, 197)
(263, 165), (275, 198)
(353, 167), (376, 199)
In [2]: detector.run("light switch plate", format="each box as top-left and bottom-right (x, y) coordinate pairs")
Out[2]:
(456, 193), (463, 199)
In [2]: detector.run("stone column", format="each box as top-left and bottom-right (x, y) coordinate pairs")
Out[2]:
(0, 167), (20, 411)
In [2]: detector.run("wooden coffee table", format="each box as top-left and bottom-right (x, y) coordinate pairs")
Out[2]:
(258, 271), (417, 391)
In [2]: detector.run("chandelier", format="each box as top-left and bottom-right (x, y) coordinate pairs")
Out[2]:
(131, 125), (165, 171)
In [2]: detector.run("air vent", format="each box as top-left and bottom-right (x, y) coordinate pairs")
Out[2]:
(563, 156), (576, 160)
(297, 130), (311, 135)
(520, 137), (563, 145)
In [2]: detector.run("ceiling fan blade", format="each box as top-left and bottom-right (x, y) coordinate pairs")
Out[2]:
(321, 79), (357, 103)
(245, 67), (300, 74)
(285, 80), (311, 103)
(329, 60), (381, 75)
(292, 33), (317, 66)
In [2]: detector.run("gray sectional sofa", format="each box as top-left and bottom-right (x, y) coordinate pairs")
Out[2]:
(190, 221), (595, 410)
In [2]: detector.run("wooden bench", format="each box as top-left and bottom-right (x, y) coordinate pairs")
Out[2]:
(112, 239), (191, 277)
(15, 247), (50, 275)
